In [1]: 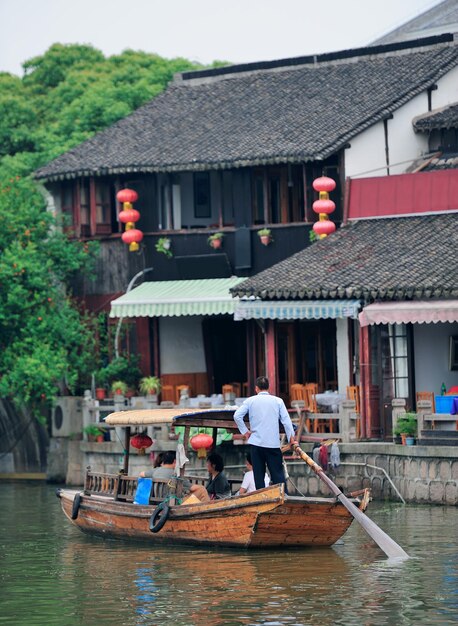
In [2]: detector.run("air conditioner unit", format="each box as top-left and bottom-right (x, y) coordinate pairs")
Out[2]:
(52, 397), (83, 437)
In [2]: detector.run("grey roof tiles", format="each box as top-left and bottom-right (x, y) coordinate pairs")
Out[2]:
(230, 213), (458, 301)
(35, 39), (458, 181)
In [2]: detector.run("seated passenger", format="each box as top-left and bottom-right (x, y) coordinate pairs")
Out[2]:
(238, 454), (270, 495)
(203, 452), (231, 499)
(141, 450), (212, 503)
(140, 450), (176, 479)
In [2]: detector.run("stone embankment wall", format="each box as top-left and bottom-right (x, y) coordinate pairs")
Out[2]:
(288, 443), (457, 505)
(62, 439), (458, 506)
(0, 399), (48, 476)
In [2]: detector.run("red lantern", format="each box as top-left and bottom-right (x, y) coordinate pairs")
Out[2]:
(313, 220), (336, 236)
(130, 433), (153, 455)
(312, 199), (336, 215)
(312, 176), (336, 192)
(119, 208), (141, 223)
(190, 433), (213, 458)
(117, 188), (138, 204)
(121, 228), (144, 252)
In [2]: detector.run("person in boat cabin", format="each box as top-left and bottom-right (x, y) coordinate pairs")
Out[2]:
(238, 454), (270, 495)
(139, 450), (176, 480)
(140, 450), (209, 502)
(234, 376), (297, 491)
(153, 452), (164, 468)
(204, 452), (231, 499)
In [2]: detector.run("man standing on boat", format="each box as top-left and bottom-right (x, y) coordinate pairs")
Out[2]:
(233, 376), (296, 491)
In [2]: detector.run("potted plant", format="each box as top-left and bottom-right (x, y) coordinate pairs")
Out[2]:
(155, 236), (173, 258)
(95, 387), (106, 401)
(111, 380), (128, 396)
(207, 232), (224, 249)
(139, 376), (162, 396)
(394, 412), (418, 445)
(83, 424), (106, 442)
(257, 228), (273, 246)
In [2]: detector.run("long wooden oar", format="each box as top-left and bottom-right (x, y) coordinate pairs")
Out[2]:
(293, 444), (409, 559)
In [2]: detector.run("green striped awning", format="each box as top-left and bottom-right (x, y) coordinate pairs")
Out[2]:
(109, 277), (244, 318)
(234, 299), (361, 321)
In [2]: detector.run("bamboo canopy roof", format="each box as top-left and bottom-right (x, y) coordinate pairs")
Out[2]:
(104, 408), (238, 427)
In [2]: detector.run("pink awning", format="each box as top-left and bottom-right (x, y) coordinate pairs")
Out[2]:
(359, 300), (458, 326)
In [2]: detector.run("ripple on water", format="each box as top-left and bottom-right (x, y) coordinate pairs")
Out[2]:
(0, 484), (457, 626)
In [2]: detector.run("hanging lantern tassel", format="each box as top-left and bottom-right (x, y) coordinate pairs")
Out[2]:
(312, 176), (336, 239)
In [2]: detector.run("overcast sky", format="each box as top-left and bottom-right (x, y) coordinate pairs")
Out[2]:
(0, 0), (442, 77)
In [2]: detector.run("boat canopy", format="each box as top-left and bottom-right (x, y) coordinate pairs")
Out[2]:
(104, 408), (238, 427)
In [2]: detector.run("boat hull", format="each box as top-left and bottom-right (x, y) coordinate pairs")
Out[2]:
(58, 485), (360, 548)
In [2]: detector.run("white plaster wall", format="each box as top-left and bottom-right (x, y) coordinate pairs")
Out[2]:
(386, 93), (429, 175)
(345, 65), (458, 180)
(431, 65), (458, 109)
(413, 322), (458, 393)
(159, 316), (206, 373)
(345, 120), (388, 179)
(336, 318), (351, 393)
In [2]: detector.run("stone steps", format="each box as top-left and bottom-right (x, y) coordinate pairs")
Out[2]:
(418, 429), (458, 446)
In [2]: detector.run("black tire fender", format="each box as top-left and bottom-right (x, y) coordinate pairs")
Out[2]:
(149, 502), (170, 533)
(71, 493), (82, 520)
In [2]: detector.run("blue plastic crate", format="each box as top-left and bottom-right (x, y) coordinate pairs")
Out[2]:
(435, 395), (458, 414)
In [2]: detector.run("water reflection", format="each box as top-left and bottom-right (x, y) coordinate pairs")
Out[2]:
(1, 484), (457, 626)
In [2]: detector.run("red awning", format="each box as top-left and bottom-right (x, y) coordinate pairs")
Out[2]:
(359, 300), (458, 326)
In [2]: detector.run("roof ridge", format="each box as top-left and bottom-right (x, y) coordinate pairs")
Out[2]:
(176, 33), (455, 84)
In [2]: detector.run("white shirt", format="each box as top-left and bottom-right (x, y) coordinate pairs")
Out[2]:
(233, 391), (295, 448)
(240, 470), (269, 494)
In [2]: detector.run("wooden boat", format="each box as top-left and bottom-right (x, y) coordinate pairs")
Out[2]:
(56, 408), (369, 548)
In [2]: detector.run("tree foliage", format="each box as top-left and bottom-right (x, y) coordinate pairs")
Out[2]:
(0, 43), (218, 415)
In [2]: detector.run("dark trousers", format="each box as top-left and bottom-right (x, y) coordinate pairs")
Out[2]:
(250, 444), (287, 492)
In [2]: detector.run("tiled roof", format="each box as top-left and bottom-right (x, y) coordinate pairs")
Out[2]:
(35, 38), (458, 181)
(423, 151), (458, 170)
(230, 213), (458, 301)
(413, 103), (458, 130)
(372, 0), (458, 45)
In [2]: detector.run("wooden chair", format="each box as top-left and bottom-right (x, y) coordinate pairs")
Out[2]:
(347, 385), (361, 438)
(304, 383), (326, 433)
(175, 385), (191, 405)
(290, 384), (306, 403)
(347, 385), (360, 413)
(290, 399), (311, 435)
(161, 385), (175, 403)
(222, 383), (241, 400)
(230, 382), (242, 397)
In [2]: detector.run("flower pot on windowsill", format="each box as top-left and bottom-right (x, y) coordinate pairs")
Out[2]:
(257, 229), (273, 246)
(405, 436), (416, 446)
(207, 233), (224, 250)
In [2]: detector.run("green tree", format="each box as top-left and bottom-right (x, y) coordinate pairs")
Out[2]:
(0, 43), (228, 416)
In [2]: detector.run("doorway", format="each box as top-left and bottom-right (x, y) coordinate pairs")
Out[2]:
(203, 316), (247, 395)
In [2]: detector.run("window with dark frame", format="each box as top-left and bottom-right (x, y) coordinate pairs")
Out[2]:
(194, 172), (211, 218)
(60, 181), (74, 232)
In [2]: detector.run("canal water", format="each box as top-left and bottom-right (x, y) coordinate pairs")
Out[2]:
(0, 483), (456, 626)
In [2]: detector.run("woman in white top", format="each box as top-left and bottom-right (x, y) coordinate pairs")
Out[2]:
(238, 454), (270, 495)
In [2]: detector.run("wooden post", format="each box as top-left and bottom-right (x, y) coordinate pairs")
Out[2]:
(359, 324), (369, 439)
(89, 177), (97, 236)
(265, 320), (277, 395)
(123, 426), (131, 474)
